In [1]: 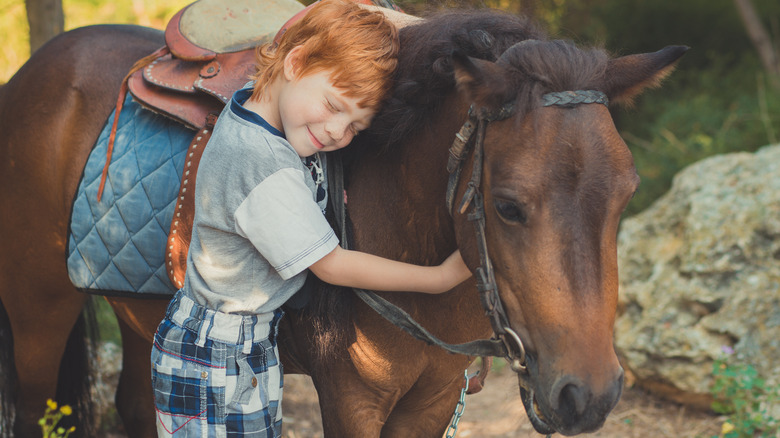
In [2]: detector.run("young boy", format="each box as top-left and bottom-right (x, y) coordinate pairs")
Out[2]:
(151, 0), (471, 436)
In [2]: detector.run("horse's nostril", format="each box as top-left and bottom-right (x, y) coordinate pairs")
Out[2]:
(550, 376), (591, 416)
(559, 382), (589, 416)
(551, 371), (624, 419)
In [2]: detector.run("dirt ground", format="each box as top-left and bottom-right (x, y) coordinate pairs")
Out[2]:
(281, 363), (724, 438)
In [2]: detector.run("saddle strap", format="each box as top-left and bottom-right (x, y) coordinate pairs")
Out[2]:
(97, 46), (171, 202)
(166, 113), (219, 288)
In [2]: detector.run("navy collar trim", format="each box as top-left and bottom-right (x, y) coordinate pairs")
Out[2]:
(231, 87), (285, 139)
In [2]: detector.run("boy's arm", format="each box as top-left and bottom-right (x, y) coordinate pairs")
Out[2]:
(309, 247), (471, 294)
(359, 4), (423, 29)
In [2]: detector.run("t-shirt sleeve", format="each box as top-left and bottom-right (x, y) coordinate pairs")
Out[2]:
(234, 167), (339, 280)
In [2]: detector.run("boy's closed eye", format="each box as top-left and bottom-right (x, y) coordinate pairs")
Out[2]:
(324, 99), (362, 136)
(325, 99), (339, 113)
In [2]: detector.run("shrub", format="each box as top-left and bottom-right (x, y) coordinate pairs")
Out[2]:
(710, 351), (780, 438)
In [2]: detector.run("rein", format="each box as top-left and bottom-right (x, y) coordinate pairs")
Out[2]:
(328, 155), (508, 358)
(328, 89), (609, 374)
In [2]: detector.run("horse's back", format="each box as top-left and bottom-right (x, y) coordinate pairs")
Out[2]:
(0, 24), (163, 128)
(0, 25), (163, 220)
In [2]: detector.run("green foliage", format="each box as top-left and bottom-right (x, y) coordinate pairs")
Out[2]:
(38, 399), (76, 438)
(94, 296), (121, 346)
(710, 353), (780, 438)
(0, 0), (190, 84)
(621, 62), (780, 215)
(564, 0), (780, 216)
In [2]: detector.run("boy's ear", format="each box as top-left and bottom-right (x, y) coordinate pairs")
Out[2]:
(284, 45), (306, 81)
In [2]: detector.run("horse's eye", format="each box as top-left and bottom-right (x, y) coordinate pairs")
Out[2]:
(494, 199), (527, 224)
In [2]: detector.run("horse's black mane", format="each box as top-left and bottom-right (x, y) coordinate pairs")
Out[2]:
(353, 9), (545, 153)
(349, 8), (611, 156)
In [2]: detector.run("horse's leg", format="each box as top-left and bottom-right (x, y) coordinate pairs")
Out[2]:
(312, 369), (389, 437)
(381, 372), (465, 437)
(2, 279), (87, 437)
(108, 297), (167, 436)
(312, 367), (463, 438)
(115, 316), (157, 437)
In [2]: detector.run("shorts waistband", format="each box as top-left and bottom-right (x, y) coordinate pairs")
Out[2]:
(167, 291), (281, 350)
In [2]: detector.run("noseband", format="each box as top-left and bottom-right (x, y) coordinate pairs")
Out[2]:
(330, 90), (608, 375)
(445, 89), (609, 373)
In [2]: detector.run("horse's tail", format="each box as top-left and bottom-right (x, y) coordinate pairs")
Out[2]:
(0, 297), (16, 438)
(56, 297), (100, 438)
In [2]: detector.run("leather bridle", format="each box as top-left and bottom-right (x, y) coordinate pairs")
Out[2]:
(443, 89), (609, 372)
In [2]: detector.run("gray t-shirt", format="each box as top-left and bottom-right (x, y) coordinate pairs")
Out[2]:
(182, 87), (339, 315)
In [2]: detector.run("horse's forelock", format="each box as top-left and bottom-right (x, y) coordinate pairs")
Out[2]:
(499, 39), (611, 117)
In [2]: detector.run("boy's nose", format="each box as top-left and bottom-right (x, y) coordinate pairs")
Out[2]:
(325, 120), (350, 143)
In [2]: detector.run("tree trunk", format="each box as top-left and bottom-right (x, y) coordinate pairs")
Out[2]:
(733, 0), (780, 87)
(26, 0), (64, 54)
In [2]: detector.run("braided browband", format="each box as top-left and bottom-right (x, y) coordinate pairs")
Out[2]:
(446, 89), (608, 173)
(478, 90), (608, 124)
(542, 90), (608, 107)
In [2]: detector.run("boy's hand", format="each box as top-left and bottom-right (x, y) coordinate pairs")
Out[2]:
(438, 250), (472, 293)
(359, 4), (423, 29)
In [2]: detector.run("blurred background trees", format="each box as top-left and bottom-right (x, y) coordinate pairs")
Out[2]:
(3, 0), (779, 216)
(25, 0), (63, 53)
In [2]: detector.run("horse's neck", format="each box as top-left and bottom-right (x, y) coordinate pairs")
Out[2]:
(349, 101), (466, 264)
(345, 98), (493, 342)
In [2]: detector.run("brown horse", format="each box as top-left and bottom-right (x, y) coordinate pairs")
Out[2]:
(0, 9), (686, 438)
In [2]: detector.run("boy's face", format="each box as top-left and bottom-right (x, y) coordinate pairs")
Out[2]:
(278, 67), (375, 158)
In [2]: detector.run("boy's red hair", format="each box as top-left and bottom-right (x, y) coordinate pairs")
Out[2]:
(250, 0), (400, 110)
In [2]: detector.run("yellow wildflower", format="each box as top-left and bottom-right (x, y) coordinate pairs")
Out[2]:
(46, 399), (57, 411)
(721, 421), (735, 435)
(59, 405), (72, 416)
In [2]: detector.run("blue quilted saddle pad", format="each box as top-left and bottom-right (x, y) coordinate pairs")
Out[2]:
(67, 95), (196, 297)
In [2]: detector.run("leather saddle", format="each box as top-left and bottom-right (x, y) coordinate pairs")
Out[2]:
(128, 0), (307, 130)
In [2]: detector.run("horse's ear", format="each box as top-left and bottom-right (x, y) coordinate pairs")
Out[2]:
(605, 45), (689, 106)
(452, 51), (514, 112)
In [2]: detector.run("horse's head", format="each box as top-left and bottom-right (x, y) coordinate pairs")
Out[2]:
(450, 40), (687, 435)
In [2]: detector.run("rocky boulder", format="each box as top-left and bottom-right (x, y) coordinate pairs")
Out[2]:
(615, 143), (780, 409)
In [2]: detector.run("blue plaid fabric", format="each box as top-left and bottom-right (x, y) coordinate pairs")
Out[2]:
(151, 291), (284, 437)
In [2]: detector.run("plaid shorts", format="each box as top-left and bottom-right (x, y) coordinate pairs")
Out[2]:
(151, 291), (284, 437)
